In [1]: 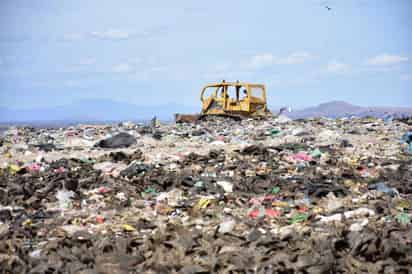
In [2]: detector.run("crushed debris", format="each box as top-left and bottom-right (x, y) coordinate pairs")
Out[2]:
(0, 116), (411, 273)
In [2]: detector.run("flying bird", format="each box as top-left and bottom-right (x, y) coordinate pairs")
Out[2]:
(325, 6), (332, 11)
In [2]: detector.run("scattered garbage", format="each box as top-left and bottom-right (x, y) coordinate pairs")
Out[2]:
(218, 219), (236, 234)
(402, 131), (412, 153)
(95, 132), (137, 148)
(402, 131), (412, 144)
(322, 192), (344, 212)
(289, 213), (309, 224)
(349, 219), (369, 231)
(287, 152), (313, 162)
(0, 117), (411, 273)
(396, 212), (411, 225)
(369, 182), (399, 197)
(216, 180), (234, 193)
(56, 189), (75, 209)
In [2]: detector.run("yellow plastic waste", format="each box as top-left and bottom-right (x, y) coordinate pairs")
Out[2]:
(122, 224), (135, 232)
(194, 198), (212, 210)
(395, 199), (412, 210)
(343, 179), (355, 187)
(272, 201), (289, 208)
(22, 219), (32, 227)
(8, 164), (21, 174)
(313, 207), (324, 214)
(71, 218), (83, 225)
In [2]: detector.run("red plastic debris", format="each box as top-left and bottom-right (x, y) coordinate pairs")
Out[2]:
(287, 152), (313, 162)
(98, 187), (110, 194)
(249, 207), (281, 218)
(298, 206), (309, 213)
(265, 208), (282, 217)
(96, 216), (105, 224)
(54, 166), (66, 173)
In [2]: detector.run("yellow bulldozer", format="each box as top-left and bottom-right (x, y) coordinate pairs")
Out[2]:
(201, 80), (270, 117)
(175, 81), (271, 122)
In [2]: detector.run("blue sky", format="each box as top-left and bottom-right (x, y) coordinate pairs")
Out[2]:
(0, 0), (411, 110)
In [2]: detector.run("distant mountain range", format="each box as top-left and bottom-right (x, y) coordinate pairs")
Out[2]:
(0, 99), (411, 124)
(0, 99), (199, 124)
(287, 101), (412, 119)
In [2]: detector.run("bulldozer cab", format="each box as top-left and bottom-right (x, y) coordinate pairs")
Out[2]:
(200, 81), (270, 117)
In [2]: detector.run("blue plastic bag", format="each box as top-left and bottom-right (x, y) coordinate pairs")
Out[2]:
(402, 132), (412, 144)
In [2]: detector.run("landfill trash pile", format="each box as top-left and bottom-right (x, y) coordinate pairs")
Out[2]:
(0, 117), (411, 273)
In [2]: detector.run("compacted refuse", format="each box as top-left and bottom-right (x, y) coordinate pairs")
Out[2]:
(0, 116), (411, 273)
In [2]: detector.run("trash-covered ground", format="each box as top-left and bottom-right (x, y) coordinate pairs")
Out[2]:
(0, 116), (411, 273)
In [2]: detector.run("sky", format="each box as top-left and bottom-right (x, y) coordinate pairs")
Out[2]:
(0, 0), (411, 110)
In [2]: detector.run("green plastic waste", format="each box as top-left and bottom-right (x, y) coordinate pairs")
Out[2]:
(310, 148), (322, 158)
(271, 186), (281, 194)
(395, 212), (410, 224)
(270, 129), (281, 136)
(290, 213), (309, 224)
(143, 187), (157, 195)
(80, 158), (96, 164)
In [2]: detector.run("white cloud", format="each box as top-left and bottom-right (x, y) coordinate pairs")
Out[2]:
(113, 63), (133, 73)
(63, 26), (166, 42)
(367, 54), (408, 66)
(249, 53), (275, 69)
(91, 29), (131, 40)
(276, 52), (313, 65)
(326, 61), (351, 73)
(77, 58), (96, 66)
(247, 51), (314, 69)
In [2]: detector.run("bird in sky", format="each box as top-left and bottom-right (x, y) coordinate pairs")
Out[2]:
(325, 6), (332, 11)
